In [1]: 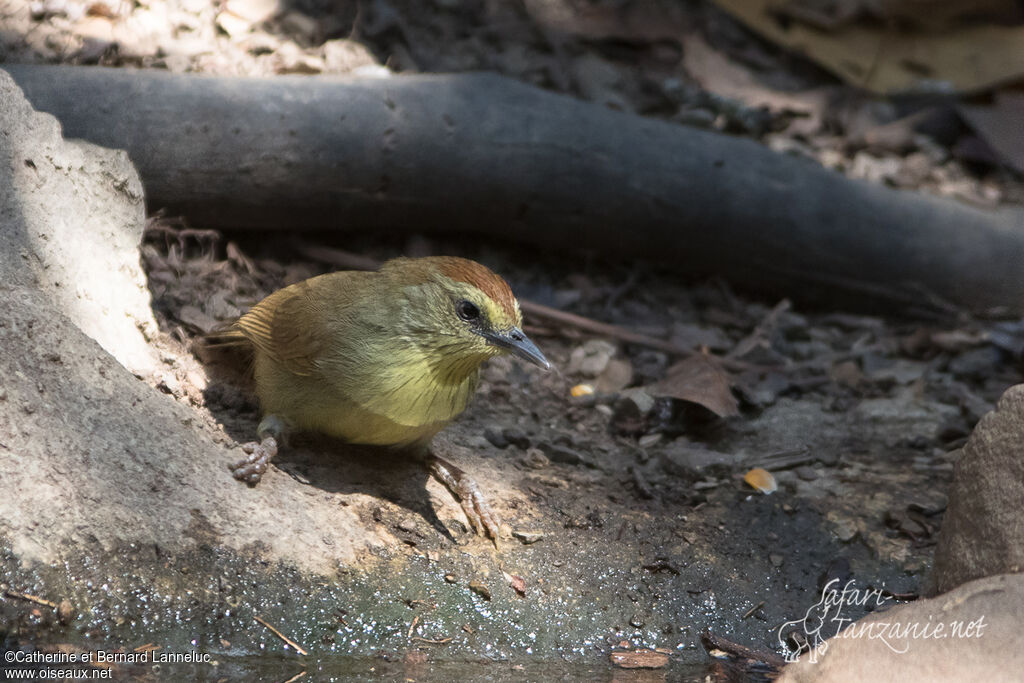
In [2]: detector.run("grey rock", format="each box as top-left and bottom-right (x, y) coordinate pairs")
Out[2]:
(484, 426), (509, 449)
(932, 384), (1024, 594)
(661, 443), (742, 478)
(521, 447), (549, 469)
(947, 347), (1002, 380)
(863, 358), (929, 384)
(0, 287), (379, 572)
(596, 357), (633, 394)
(542, 443), (592, 468)
(779, 573), (1024, 682)
(615, 388), (655, 416)
(567, 339), (617, 377)
(669, 322), (732, 352)
(854, 388), (958, 443)
(0, 68), (157, 375)
(795, 466), (819, 481)
(502, 426), (531, 450)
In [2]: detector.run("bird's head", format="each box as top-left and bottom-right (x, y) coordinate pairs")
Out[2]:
(382, 256), (550, 372)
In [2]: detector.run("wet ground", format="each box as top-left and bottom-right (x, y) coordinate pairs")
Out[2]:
(3, 224), (1007, 678)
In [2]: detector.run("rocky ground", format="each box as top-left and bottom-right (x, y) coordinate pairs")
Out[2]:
(2, 0), (1023, 680)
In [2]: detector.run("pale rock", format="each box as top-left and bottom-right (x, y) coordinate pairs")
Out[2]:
(215, 11), (252, 39)
(72, 16), (113, 42)
(322, 39), (378, 73)
(222, 0), (279, 24)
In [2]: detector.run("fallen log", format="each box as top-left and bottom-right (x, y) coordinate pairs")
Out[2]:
(6, 64), (1024, 314)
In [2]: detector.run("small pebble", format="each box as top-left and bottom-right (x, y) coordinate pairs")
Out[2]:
(570, 383), (594, 398)
(56, 600), (74, 625)
(469, 581), (491, 600)
(833, 519), (858, 543)
(543, 443), (588, 467)
(795, 466), (819, 481)
(638, 433), (662, 448)
(502, 427), (530, 449)
(512, 530), (544, 544)
(521, 448), (550, 469)
(484, 426), (509, 449)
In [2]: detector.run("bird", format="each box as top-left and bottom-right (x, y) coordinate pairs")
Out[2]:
(220, 255), (550, 540)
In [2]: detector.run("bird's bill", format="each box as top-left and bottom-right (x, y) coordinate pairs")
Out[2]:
(482, 327), (551, 370)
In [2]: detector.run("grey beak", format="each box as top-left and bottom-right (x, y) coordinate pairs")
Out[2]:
(483, 327), (551, 370)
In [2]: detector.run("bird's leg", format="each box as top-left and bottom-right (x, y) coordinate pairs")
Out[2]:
(425, 453), (501, 542)
(230, 414), (289, 486)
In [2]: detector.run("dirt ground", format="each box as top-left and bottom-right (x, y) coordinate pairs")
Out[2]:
(116, 219), (1017, 677)
(3, 0), (1024, 678)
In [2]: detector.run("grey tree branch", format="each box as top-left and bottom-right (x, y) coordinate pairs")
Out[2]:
(6, 64), (1024, 314)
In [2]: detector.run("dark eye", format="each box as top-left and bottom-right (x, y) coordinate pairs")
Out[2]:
(456, 300), (481, 322)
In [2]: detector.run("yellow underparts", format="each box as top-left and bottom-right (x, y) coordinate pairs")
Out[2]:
(252, 347), (488, 449)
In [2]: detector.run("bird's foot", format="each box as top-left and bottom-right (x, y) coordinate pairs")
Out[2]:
(229, 436), (278, 486)
(427, 455), (501, 543)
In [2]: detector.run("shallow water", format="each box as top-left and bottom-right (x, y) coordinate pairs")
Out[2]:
(1, 650), (710, 682)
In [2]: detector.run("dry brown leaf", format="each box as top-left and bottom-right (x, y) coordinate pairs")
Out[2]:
(504, 571), (527, 598)
(958, 92), (1024, 174)
(609, 649), (670, 669)
(646, 354), (739, 418)
(682, 33), (826, 121)
(713, 0), (1024, 94)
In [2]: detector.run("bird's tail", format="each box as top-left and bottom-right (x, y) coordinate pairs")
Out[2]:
(193, 323), (255, 387)
(199, 324), (248, 348)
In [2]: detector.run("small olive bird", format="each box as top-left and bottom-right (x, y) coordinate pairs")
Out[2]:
(222, 256), (549, 540)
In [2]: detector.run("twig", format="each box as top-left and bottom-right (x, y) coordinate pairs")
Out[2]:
(4, 590), (57, 609)
(701, 631), (786, 674)
(880, 589), (920, 601)
(519, 299), (693, 357)
(281, 672), (307, 683)
(742, 601), (765, 619)
(144, 214), (221, 251)
(254, 615), (308, 656)
(411, 636), (453, 645)
(726, 299), (791, 361)
(748, 447), (814, 471)
(404, 599), (435, 609)
(407, 615), (420, 639)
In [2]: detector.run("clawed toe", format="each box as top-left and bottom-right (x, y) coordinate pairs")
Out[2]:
(229, 437), (278, 486)
(427, 455), (502, 543)
(457, 483), (501, 541)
